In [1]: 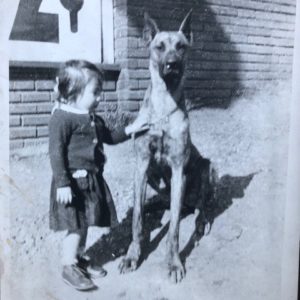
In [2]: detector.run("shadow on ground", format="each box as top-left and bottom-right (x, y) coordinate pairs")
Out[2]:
(86, 169), (256, 269)
(180, 172), (256, 264)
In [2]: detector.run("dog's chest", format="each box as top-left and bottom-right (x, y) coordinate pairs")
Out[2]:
(148, 111), (189, 163)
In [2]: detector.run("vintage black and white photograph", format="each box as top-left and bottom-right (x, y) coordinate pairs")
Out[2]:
(0, 0), (299, 299)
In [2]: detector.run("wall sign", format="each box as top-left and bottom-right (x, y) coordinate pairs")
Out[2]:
(9, 0), (114, 63)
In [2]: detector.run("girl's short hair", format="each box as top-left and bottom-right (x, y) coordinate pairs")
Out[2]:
(56, 60), (104, 103)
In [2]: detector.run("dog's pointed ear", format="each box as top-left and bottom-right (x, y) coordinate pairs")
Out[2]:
(143, 12), (159, 45)
(179, 9), (193, 43)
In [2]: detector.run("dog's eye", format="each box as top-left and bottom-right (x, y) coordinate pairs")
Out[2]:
(176, 43), (187, 51)
(155, 43), (165, 51)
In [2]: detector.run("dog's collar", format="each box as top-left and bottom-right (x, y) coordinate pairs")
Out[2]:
(148, 106), (179, 129)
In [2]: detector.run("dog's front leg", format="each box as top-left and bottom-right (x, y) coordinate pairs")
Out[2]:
(119, 150), (149, 273)
(167, 164), (186, 283)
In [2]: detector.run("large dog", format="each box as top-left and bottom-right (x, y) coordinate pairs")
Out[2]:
(119, 10), (215, 283)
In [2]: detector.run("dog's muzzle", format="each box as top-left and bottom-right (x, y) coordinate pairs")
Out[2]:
(163, 61), (182, 76)
(160, 60), (183, 86)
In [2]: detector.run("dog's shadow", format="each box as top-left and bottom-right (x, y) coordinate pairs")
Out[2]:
(180, 172), (256, 264)
(86, 170), (256, 268)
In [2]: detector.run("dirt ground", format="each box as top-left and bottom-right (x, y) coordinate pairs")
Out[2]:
(6, 82), (291, 300)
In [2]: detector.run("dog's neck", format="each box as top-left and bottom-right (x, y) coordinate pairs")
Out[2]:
(149, 61), (185, 116)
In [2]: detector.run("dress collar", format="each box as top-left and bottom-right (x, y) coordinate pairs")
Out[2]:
(52, 102), (89, 115)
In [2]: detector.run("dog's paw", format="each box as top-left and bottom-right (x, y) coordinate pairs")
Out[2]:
(118, 258), (138, 274)
(168, 261), (185, 284)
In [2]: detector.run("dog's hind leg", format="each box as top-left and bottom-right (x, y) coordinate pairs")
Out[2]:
(194, 161), (218, 244)
(166, 164), (186, 283)
(119, 147), (150, 273)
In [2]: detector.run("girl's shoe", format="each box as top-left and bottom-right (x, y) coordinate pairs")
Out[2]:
(62, 265), (95, 291)
(77, 255), (107, 279)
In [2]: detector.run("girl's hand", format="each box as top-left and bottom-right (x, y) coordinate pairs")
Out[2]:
(125, 112), (149, 135)
(56, 186), (72, 204)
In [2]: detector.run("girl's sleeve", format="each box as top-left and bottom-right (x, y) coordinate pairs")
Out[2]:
(102, 123), (129, 145)
(48, 112), (72, 187)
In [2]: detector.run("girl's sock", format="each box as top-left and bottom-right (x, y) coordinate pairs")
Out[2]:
(61, 233), (81, 266)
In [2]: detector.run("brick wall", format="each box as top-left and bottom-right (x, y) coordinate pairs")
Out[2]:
(114, 0), (296, 108)
(9, 0), (296, 149)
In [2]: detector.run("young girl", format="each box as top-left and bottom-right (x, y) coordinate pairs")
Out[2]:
(49, 60), (148, 290)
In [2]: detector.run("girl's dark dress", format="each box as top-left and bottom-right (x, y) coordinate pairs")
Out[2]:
(49, 108), (128, 231)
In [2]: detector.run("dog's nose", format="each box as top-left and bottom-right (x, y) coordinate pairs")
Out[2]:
(166, 60), (179, 70)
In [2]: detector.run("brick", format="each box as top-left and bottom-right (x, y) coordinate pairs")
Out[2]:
(105, 103), (119, 111)
(115, 49), (129, 60)
(35, 80), (55, 91)
(137, 59), (149, 69)
(127, 49), (148, 58)
(248, 36), (294, 47)
(114, 0), (127, 8)
(104, 92), (118, 101)
(235, 43), (294, 55)
(191, 51), (236, 62)
(210, 5), (238, 17)
(22, 115), (50, 126)
(186, 80), (240, 89)
(117, 90), (144, 101)
(229, 33), (248, 44)
(138, 80), (150, 89)
(37, 103), (53, 113)
(114, 27), (129, 39)
(129, 80), (139, 90)
(119, 101), (140, 112)
(97, 102), (118, 112)
(9, 80), (35, 91)
(103, 81), (116, 91)
(127, 17), (141, 29)
(128, 70), (150, 79)
(190, 61), (272, 72)
(51, 92), (59, 101)
(114, 16), (129, 27)
(117, 79), (139, 91)
(117, 59), (139, 69)
(277, 55), (293, 64)
(115, 37), (139, 49)
(206, 0), (295, 14)
(212, 14), (294, 31)
(117, 90), (129, 101)
(129, 91), (145, 100)
(9, 92), (22, 103)
(10, 140), (24, 150)
(198, 89), (232, 98)
(37, 127), (49, 137)
(23, 137), (48, 148)
(10, 104), (36, 114)
(22, 92), (51, 102)
(271, 29), (294, 39)
(114, 6), (128, 18)
(10, 127), (36, 139)
(186, 70), (257, 81)
(9, 116), (21, 127)
(138, 39), (147, 48)
(116, 79), (129, 90)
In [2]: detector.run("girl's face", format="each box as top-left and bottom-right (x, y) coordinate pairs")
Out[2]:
(74, 77), (102, 111)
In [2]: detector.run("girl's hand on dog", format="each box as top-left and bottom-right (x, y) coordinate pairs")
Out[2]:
(125, 113), (149, 135)
(56, 186), (72, 204)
